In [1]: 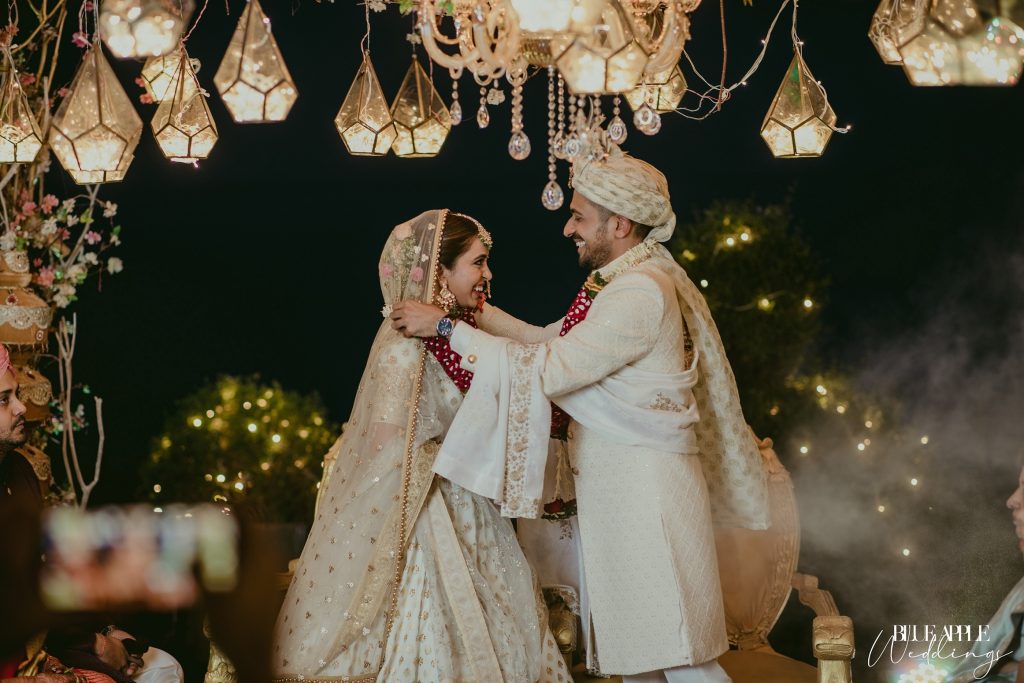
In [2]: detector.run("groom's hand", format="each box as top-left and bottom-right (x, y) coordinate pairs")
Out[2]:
(391, 301), (445, 338)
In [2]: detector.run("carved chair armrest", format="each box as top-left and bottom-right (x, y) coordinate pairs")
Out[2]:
(793, 573), (855, 683)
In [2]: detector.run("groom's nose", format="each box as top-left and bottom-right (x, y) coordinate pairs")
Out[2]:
(563, 221), (574, 238)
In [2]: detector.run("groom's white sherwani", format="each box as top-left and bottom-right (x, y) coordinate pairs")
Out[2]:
(436, 244), (767, 675)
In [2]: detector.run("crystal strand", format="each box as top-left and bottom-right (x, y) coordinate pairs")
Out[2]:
(564, 90), (580, 161)
(476, 85), (490, 129)
(608, 94), (627, 144)
(450, 73), (462, 126)
(634, 103), (662, 135)
(541, 66), (564, 211)
(553, 73), (567, 160)
(507, 57), (530, 160)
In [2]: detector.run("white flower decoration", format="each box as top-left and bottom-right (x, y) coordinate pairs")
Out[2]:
(405, 31), (422, 45)
(102, 201), (118, 218)
(368, 0), (386, 10)
(486, 87), (505, 105)
(107, 257), (124, 274)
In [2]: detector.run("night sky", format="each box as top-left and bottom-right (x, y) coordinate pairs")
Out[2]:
(44, 0), (1024, 506)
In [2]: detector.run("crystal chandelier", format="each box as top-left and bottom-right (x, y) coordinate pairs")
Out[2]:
(335, 53), (397, 156)
(0, 50), (43, 164)
(50, 42), (143, 184)
(390, 58), (452, 158)
(897, 0), (1024, 85)
(152, 48), (219, 163)
(760, 53), (837, 158)
(550, 0), (650, 95)
(214, 0), (298, 123)
(99, 0), (195, 59)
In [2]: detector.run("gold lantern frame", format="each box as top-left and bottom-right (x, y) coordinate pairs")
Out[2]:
(335, 52), (397, 157)
(389, 58), (452, 158)
(759, 52), (838, 159)
(152, 48), (219, 163)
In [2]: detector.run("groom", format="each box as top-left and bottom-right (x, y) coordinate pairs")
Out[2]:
(391, 150), (768, 683)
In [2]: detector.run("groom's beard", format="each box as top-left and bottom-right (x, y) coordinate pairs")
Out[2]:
(578, 227), (613, 270)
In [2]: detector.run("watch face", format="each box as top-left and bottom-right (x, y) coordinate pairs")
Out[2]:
(437, 318), (454, 337)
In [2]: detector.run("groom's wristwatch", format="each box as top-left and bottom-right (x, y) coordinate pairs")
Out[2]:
(436, 316), (455, 339)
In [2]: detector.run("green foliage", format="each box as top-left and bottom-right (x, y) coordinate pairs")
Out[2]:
(670, 200), (828, 435)
(140, 376), (338, 526)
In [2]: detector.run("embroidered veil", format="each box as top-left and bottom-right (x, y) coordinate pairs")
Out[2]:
(273, 209), (457, 681)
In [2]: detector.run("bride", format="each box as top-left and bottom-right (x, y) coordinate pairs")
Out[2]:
(272, 210), (568, 683)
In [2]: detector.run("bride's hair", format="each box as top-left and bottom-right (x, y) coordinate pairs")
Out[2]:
(439, 212), (486, 270)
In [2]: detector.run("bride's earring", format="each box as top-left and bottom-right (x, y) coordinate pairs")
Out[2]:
(436, 280), (458, 313)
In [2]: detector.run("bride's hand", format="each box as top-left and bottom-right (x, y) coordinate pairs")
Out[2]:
(391, 301), (446, 338)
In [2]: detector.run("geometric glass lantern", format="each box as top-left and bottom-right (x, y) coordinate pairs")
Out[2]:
(141, 51), (183, 102)
(869, 0), (930, 65)
(898, 0), (1024, 85)
(623, 64), (686, 113)
(0, 53), (44, 163)
(213, 0), (298, 123)
(335, 53), (396, 156)
(98, 0), (195, 59)
(389, 59), (451, 158)
(760, 53), (837, 159)
(152, 48), (218, 163)
(49, 42), (142, 184)
(551, 0), (650, 94)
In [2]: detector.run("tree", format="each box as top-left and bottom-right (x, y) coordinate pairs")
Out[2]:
(141, 375), (338, 526)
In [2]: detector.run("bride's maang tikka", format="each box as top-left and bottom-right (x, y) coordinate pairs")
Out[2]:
(450, 212), (493, 250)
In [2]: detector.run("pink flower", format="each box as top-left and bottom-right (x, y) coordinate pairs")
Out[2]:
(72, 32), (89, 48)
(84, 231), (101, 245)
(35, 267), (54, 287)
(21, 201), (36, 215)
(139, 93), (154, 104)
(32, 259), (42, 268)
(40, 194), (59, 215)
(19, 73), (35, 87)
(409, 266), (424, 283)
(134, 77), (146, 87)
(379, 263), (394, 278)
(60, 229), (71, 240)
(57, 87), (70, 98)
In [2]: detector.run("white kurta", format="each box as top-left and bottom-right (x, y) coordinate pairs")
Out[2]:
(450, 258), (730, 675)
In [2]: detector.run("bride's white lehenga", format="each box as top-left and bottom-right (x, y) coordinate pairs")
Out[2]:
(272, 210), (567, 683)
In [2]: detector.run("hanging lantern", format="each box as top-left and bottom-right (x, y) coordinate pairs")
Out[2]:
(389, 59), (452, 158)
(623, 64), (686, 113)
(140, 51), (183, 102)
(0, 56), (44, 163)
(869, 0), (930, 65)
(898, 0), (1024, 85)
(99, 0), (195, 59)
(152, 49), (218, 163)
(552, 0), (650, 94)
(50, 43), (142, 184)
(214, 0), (298, 123)
(334, 53), (396, 157)
(760, 53), (837, 159)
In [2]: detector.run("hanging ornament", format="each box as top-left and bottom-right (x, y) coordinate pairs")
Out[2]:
(334, 52), (397, 157)
(507, 56), (530, 160)
(140, 52), (183, 102)
(0, 51), (44, 163)
(760, 52), (837, 158)
(450, 70), (463, 125)
(541, 66), (564, 210)
(50, 42), (142, 184)
(214, 0), (298, 123)
(634, 0), (692, 75)
(897, 0), (1024, 85)
(632, 102), (661, 135)
(152, 48), (218, 163)
(868, 0), (930, 65)
(624, 65), (686, 114)
(607, 95), (627, 144)
(99, 0), (195, 59)
(390, 58), (452, 158)
(552, 72), (568, 159)
(551, 0), (650, 95)
(476, 85), (490, 128)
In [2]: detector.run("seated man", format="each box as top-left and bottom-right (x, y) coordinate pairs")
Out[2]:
(103, 629), (182, 683)
(947, 465), (1024, 682)
(43, 628), (135, 683)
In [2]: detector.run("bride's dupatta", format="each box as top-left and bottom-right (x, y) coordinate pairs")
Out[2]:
(273, 210), (456, 682)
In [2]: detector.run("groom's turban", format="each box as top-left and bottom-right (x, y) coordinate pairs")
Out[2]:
(571, 148), (676, 243)
(0, 344), (11, 378)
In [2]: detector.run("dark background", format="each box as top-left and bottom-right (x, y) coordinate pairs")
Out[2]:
(33, 0), (1024, 678)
